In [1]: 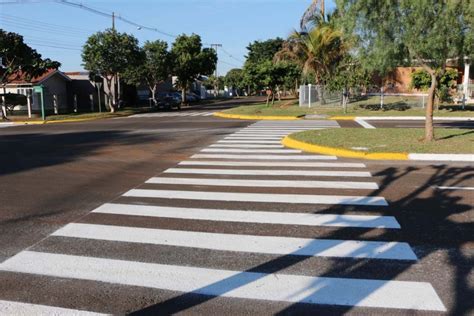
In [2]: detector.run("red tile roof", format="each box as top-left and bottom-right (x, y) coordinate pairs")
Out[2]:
(7, 69), (61, 84)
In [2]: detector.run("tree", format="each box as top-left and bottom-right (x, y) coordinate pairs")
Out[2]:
(224, 68), (245, 97)
(337, 0), (473, 141)
(275, 14), (347, 104)
(82, 29), (141, 113)
(243, 38), (284, 94)
(0, 29), (60, 118)
(170, 34), (217, 104)
(123, 40), (170, 106)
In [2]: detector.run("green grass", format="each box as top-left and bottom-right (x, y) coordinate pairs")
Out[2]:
(224, 96), (474, 117)
(291, 128), (474, 154)
(222, 101), (319, 117)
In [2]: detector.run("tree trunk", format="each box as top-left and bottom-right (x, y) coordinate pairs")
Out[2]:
(181, 85), (187, 105)
(151, 85), (157, 108)
(425, 73), (437, 142)
(317, 85), (326, 105)
(380, 83), (384, 109)
(1, 84), (7, 120)
(105, 77), (115, 113)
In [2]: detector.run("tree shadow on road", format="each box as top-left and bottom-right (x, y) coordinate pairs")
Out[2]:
(0, 131), (163, 176)
(130, 163), (473, 315)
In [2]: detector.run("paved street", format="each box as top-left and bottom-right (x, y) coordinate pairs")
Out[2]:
(0, 108), (472, 315)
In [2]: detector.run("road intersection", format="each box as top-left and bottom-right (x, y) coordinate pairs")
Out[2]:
(0, 109), (472, 315)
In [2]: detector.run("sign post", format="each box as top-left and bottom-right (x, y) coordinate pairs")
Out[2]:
(33, 85), (45, 121)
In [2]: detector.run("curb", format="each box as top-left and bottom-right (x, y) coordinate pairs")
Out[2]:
(282, 135), (473, 162)
(281, 136), (408, 160)
(213, 112), (301, 121)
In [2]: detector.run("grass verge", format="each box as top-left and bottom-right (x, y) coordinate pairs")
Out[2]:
(222, 101), (318, 117)
(224, 96), (474, 117)
(290, 128), (474, 154)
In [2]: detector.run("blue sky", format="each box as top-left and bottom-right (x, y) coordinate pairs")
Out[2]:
(0, 0), (335, 75)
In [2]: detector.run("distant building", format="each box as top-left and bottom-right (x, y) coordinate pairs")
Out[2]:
(5, 69), (71, 113)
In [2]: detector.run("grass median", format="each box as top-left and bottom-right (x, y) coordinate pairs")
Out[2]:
(223, 96), (474, 118)
(222, 101), (318, 117)
(290, 128), (474, 154)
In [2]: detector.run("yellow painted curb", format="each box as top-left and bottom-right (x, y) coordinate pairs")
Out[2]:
(13, 120), (45, 125)
(213, 112), (301, 121)
(329, 116), (355, 120)
(281, 135), (409, 160)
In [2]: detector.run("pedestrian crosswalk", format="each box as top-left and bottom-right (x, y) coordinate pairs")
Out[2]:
(131, 111), (215, 118)
(0, 120), (446, 313)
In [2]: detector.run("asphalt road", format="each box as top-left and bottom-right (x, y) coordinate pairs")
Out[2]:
(0, 100), (472, 315)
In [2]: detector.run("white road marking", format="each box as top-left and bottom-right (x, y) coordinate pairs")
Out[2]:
(201, 148), (302, 153)
(0, 252), (445, 311)
(147, 177), (378, 189)
(233, 132), (300, 136)
(179, 160), (366, 168)
(53, 223), (414, 260)
(192, 154), (337, 160)
(123, 189), (388, 206)
(0, 300), (107, 316)
(164, 168), (372, 177)
(433, 186), (474, 191)
(93, 203), (401, 228)
(209, 144), (284, 148)
(0, 123), (15, 128)
(217, 140), (282, 144)
(224, 137), (284, 140)
(355, 118), (376, 129)
(408, 153), (474, 162)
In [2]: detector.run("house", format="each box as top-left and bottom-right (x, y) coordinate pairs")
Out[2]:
(64, 71), (102, 111)
(384, 58), (473, 103)
(5, 69), (71, 114)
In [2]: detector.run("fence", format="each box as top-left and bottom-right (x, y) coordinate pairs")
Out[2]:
(299, 84), (429, 109)
(298, 84), (341, 107)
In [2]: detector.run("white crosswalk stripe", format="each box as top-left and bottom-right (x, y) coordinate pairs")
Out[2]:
(0, 300), (107, 316)
(147, 176), (379, 189)
(178, 160), (367, 168)
(92, 203), (401, 228)
(0, 252), (445, 311)
(0, 119), (445, 313)
(164, 167), (372, 177)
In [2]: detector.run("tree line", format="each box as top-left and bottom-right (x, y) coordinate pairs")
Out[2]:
(82, 30), (217, 112)
(227, 0), (473, 141)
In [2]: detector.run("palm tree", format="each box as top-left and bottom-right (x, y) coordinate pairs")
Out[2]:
(275, 14), (347, 104)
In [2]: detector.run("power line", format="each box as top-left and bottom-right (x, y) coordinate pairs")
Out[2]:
(218, 59), (241, 68)
(220, 47), (244, 63)
(55, 0), (177, 38)
(1, 0), (245, 67)
(0, 13), (95, 34)
(0, 20), (89, 38)
(24, 41), (82, 51)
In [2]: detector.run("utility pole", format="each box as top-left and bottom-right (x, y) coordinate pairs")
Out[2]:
(112, 12), (115, 30)
(210, 44), (222, 97)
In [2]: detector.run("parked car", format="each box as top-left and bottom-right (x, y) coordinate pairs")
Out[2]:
(157, 96), (181, 110)
(0, 93), (27, 113)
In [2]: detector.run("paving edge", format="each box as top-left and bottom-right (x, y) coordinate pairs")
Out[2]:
(329, 116), (474, 121)
(213, 112), (301, 121)
(12, 115), (129, 125)
(282, 135), (474, 162)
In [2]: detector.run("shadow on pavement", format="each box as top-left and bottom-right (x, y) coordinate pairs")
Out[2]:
(131, 164), (473, 315)
(0, 131), (161, 176)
